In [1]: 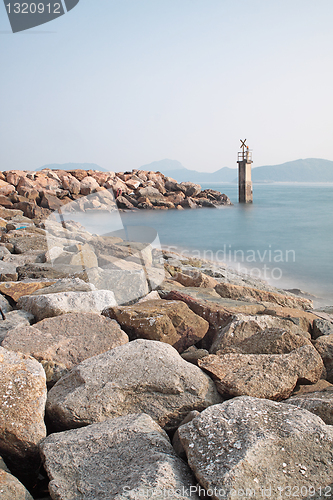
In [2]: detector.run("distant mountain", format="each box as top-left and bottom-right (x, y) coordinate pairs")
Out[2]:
(37, 163), (107, 172)
(251, 158), (333, 183)
(141, 159), (237, 183)
(142, 158), (333, 184)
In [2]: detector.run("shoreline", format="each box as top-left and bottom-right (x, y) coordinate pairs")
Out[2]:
(0, 171), (333, 498)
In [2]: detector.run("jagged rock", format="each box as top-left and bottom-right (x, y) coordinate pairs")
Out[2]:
(0, 180), (15, 196)
(215, 327), (313, 356)
(0, 347), (46, 475)
(17, 263), (88, 281)
(172, 410), (200, 460)
(2, 312), (128, 385)
(0, 280), (55, 302)
(60, 174), (80, 194)
(6, 234), (48, 255)
(102, 299), (209, 352)
(4, 170), (23, 186)
(40, 193), (64, 211)
(312, 318), (333, 339)
(178, 396), (333, 499)
(0, 310), (34, 343)
(313, 334), (333, 383)
(209, 313), (311, 354)
(180, 197), (197, 209)
(0, 295), (12, 314)
(0, 195), (13, 208)
(17, 290), (116, 321)
(88, 268), (149, 304)
(215, 282), (312, 310)
(67, 169), (88, 181)
(162, 289), (266, 349)
(0, 467), (34, 500)
(52, 243), (98, 268)
(116, 195), (135, 209)
(178, 182), (201, 197)
(284, 387), (333, 425)
(0, 207), (23, 219)
(181, 346), (209, 365)
(0, 262), (17, 282)
(174, 270), (219, 288)
(198, 345), (324, 400)
(29, 277), (94, 295)
(40, 414), (200, 500)
(80, 176), (100, 195)
(46, 339), (222, 431)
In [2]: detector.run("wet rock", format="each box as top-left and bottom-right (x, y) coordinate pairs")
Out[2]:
(3, 312), (128, 385)
(198, 345), (324, 400)
(40, 414), (200, 500)
(178, 396), (333, 499)
(313, 334), (333, 383)
(0, 347), (46, 474)
(284, 386), (333, 425)
(17, 289), (117, 321)
(215, 282), (313, 310)
(103, 299), (209, 352)
(46, 339), (222, 432)
(0, 310), (34, 343)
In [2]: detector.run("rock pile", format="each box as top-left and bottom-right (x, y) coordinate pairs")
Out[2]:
(0, 169), (232, 218)
(0, 172), (332, 499)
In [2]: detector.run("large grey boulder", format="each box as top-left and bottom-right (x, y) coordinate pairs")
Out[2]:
(178, 396), (333, 499)
(0, 347), (46, 474)
(29, 277), (95, 295)
(2, 312), (128, 385)
(198, 345), (324, 400)
(210, 313), (310, 353)
(46, 339), (222, 431)
(40, 414), (200, 500)
(284, 387), (333, 425)
(0, 310), (34, 343)
(17, 290), (116, 321)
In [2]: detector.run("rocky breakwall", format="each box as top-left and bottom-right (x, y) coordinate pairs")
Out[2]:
(0, 168), (232, 219)
(0, 206), (333, 498)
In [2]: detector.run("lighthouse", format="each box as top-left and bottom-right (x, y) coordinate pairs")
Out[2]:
(237, 139), (253, 203)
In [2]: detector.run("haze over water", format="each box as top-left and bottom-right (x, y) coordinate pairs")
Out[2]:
(69, 183), (333, 307)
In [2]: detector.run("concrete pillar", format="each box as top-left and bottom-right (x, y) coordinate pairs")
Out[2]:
(238, 158), (253, 203)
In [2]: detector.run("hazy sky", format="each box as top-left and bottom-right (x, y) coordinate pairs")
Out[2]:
(1, 0), (333, 172)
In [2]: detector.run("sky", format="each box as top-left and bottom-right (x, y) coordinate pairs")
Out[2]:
(1, 0), (333, 173)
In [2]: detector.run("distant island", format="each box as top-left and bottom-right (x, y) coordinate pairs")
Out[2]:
(142, 158), (333, 183)
(35, 158), (333, 183)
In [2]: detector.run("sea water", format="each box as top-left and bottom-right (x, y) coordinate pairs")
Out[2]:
(64, 183), (333, 306)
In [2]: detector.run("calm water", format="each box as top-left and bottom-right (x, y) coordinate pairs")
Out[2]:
(65, 183), (333, 305)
